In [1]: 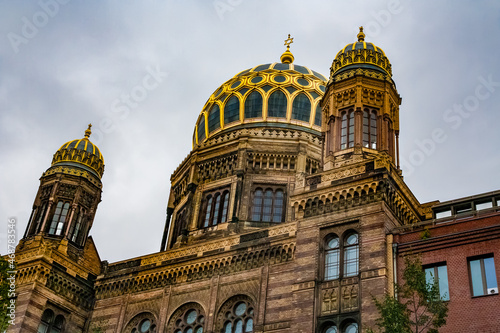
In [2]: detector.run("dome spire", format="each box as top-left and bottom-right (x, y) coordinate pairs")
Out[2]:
(84, 123), (92, 139)
(357, 26), (365, 42)
(280, 34), (295, 64)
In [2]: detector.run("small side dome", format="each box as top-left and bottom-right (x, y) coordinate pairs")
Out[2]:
(51, 124), (105, 178)
(331, 26), (392, 77)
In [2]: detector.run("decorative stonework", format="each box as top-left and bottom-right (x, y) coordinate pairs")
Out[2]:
(321, 165), (366, 183)
(321, 287), (339, 315)
(341, 284), (359, 312)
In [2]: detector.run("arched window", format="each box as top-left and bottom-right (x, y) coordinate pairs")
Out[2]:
(224, 95), (240, 125)
(324, 324), (338, 333)
(216, 296), (254, 333)
(197, 116), (206, 143)
(48, 201), (70, 236)
(324, 232), (359, 280)
(314, 104), (322, 126)
(250, 187), (285, 223)
(343, 322), (358, 333)
(200, 189), (230, 228)
(68, 207), (86, 244)
(363, 109), (377, 149)
(340, 110), (355, 149)
(344, 233), (359, 277)
(34, 202), (48, 234)
(244, 91), (263, 119)
(167, 303), (205, 333)
(267, 90), (287, 118)
(325, 236), (340, 280)
(124, 312), (158, 333)
(208, 104), (221, 133)
(291, 93), (311, 122)
(37, 309), (65, 333)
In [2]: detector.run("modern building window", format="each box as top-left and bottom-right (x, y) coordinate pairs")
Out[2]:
(363, 109), (377, 149)
(291, 93), (311, 122)
(267, 90), (287, 118)
(314, 104), (322, 126)
(424, 263), (450, 301)
(37, 309), (65, 333)
(325, 236), (340, 280)
(208, 104), (221, 133)
(48, 201), (70, 236)
(340, 109), (354, 149)
(469, 255), (498, 296)
(197, 116), (206, 143)
(200, 189), (230, 228)
(224, 95), (240, 124)
(324, 232), (359, 280)
(223, 300), (254, 333)
(244, 91), (263, 119)
(250, 187), (285, 223)
(344, 233), (359, 277)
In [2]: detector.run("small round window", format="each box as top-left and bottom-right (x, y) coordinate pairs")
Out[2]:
(273, 75), (287, 83)
(250, 76), (263, 84)
(297, 78), (309, 86)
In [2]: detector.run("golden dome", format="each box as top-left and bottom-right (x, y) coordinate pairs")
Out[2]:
(51, 124), (105, 178)
(193, 62), (327, 147)
(331, 26), (392, 77)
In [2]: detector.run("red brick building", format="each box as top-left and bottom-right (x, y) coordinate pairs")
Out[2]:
(394, 190), (500, 332)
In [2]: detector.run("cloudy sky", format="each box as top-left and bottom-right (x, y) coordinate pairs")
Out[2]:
(1, 1), (499, 263)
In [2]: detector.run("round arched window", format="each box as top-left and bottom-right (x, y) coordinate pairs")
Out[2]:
(344, 322), (358, 333)
(324, 325), (338, 333)
(167, 303), (205, 333)
(124, 313), (157, 333)
(223, 300), (253, 333)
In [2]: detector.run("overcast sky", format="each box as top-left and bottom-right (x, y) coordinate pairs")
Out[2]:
(1, 1), (499, 263)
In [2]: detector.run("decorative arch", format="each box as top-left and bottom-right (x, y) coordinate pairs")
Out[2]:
(244, 91), (263, 119)
(123, 312), (158, 333)
(291, 93), (311, 122)
(166, 302), (206, 333)
(215, 294), (255, 333)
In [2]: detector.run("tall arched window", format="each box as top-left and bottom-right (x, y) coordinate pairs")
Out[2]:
(324, 232), (359, 280)
(224, 95), (240, 125)
(325, 236), (340, 280)
(267, 90), (287, 118)
(340, 110), (355, 149)
(244, 91), (263, 119)
(68, 207), (86, 244)
(344, 233), (359, 277)
(37, 309), (65, 333)
(314, 104), (322, 126)
(197, 116), (206, 143)
(291, 93), (311, 122)
(48, 201), (70, 236)
(363, 109), (377, 149)
(200, 189), (230, 228)
(250, 187), (285, 223)
(208, 104), (221, 133)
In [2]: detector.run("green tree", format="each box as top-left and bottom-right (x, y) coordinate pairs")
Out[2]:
(369, 256), (448, 333)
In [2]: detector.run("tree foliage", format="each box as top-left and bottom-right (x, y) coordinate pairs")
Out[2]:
(369, 256), (448, 333)
(0, 256), (10, 332)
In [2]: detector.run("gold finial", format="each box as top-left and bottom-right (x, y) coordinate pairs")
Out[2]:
(84, 123), (92, 139)
(357, 26), (365, 42)
(280, 34), (295, 64)
(284, 34), (294, 49)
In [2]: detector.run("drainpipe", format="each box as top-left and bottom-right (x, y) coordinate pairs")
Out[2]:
(393, 243), (398, 298)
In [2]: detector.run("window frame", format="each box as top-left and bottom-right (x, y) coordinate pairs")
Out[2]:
(362, 108), (377, 149)
(199, 188), (231, 228)
(424, 262), (450, 301)
(468, 254), (498, 297)
(37, 309), (65, 333)
(249, 186), (286, 223)
(323, 231), (359, 281)
(340, 109), (355, 150)
(47, 201), (71, 236)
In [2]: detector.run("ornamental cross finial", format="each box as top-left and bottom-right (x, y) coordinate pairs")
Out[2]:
(84, 123), (92, 139)
(284, 34), (294, 49)
(357, 26), (365, 42)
